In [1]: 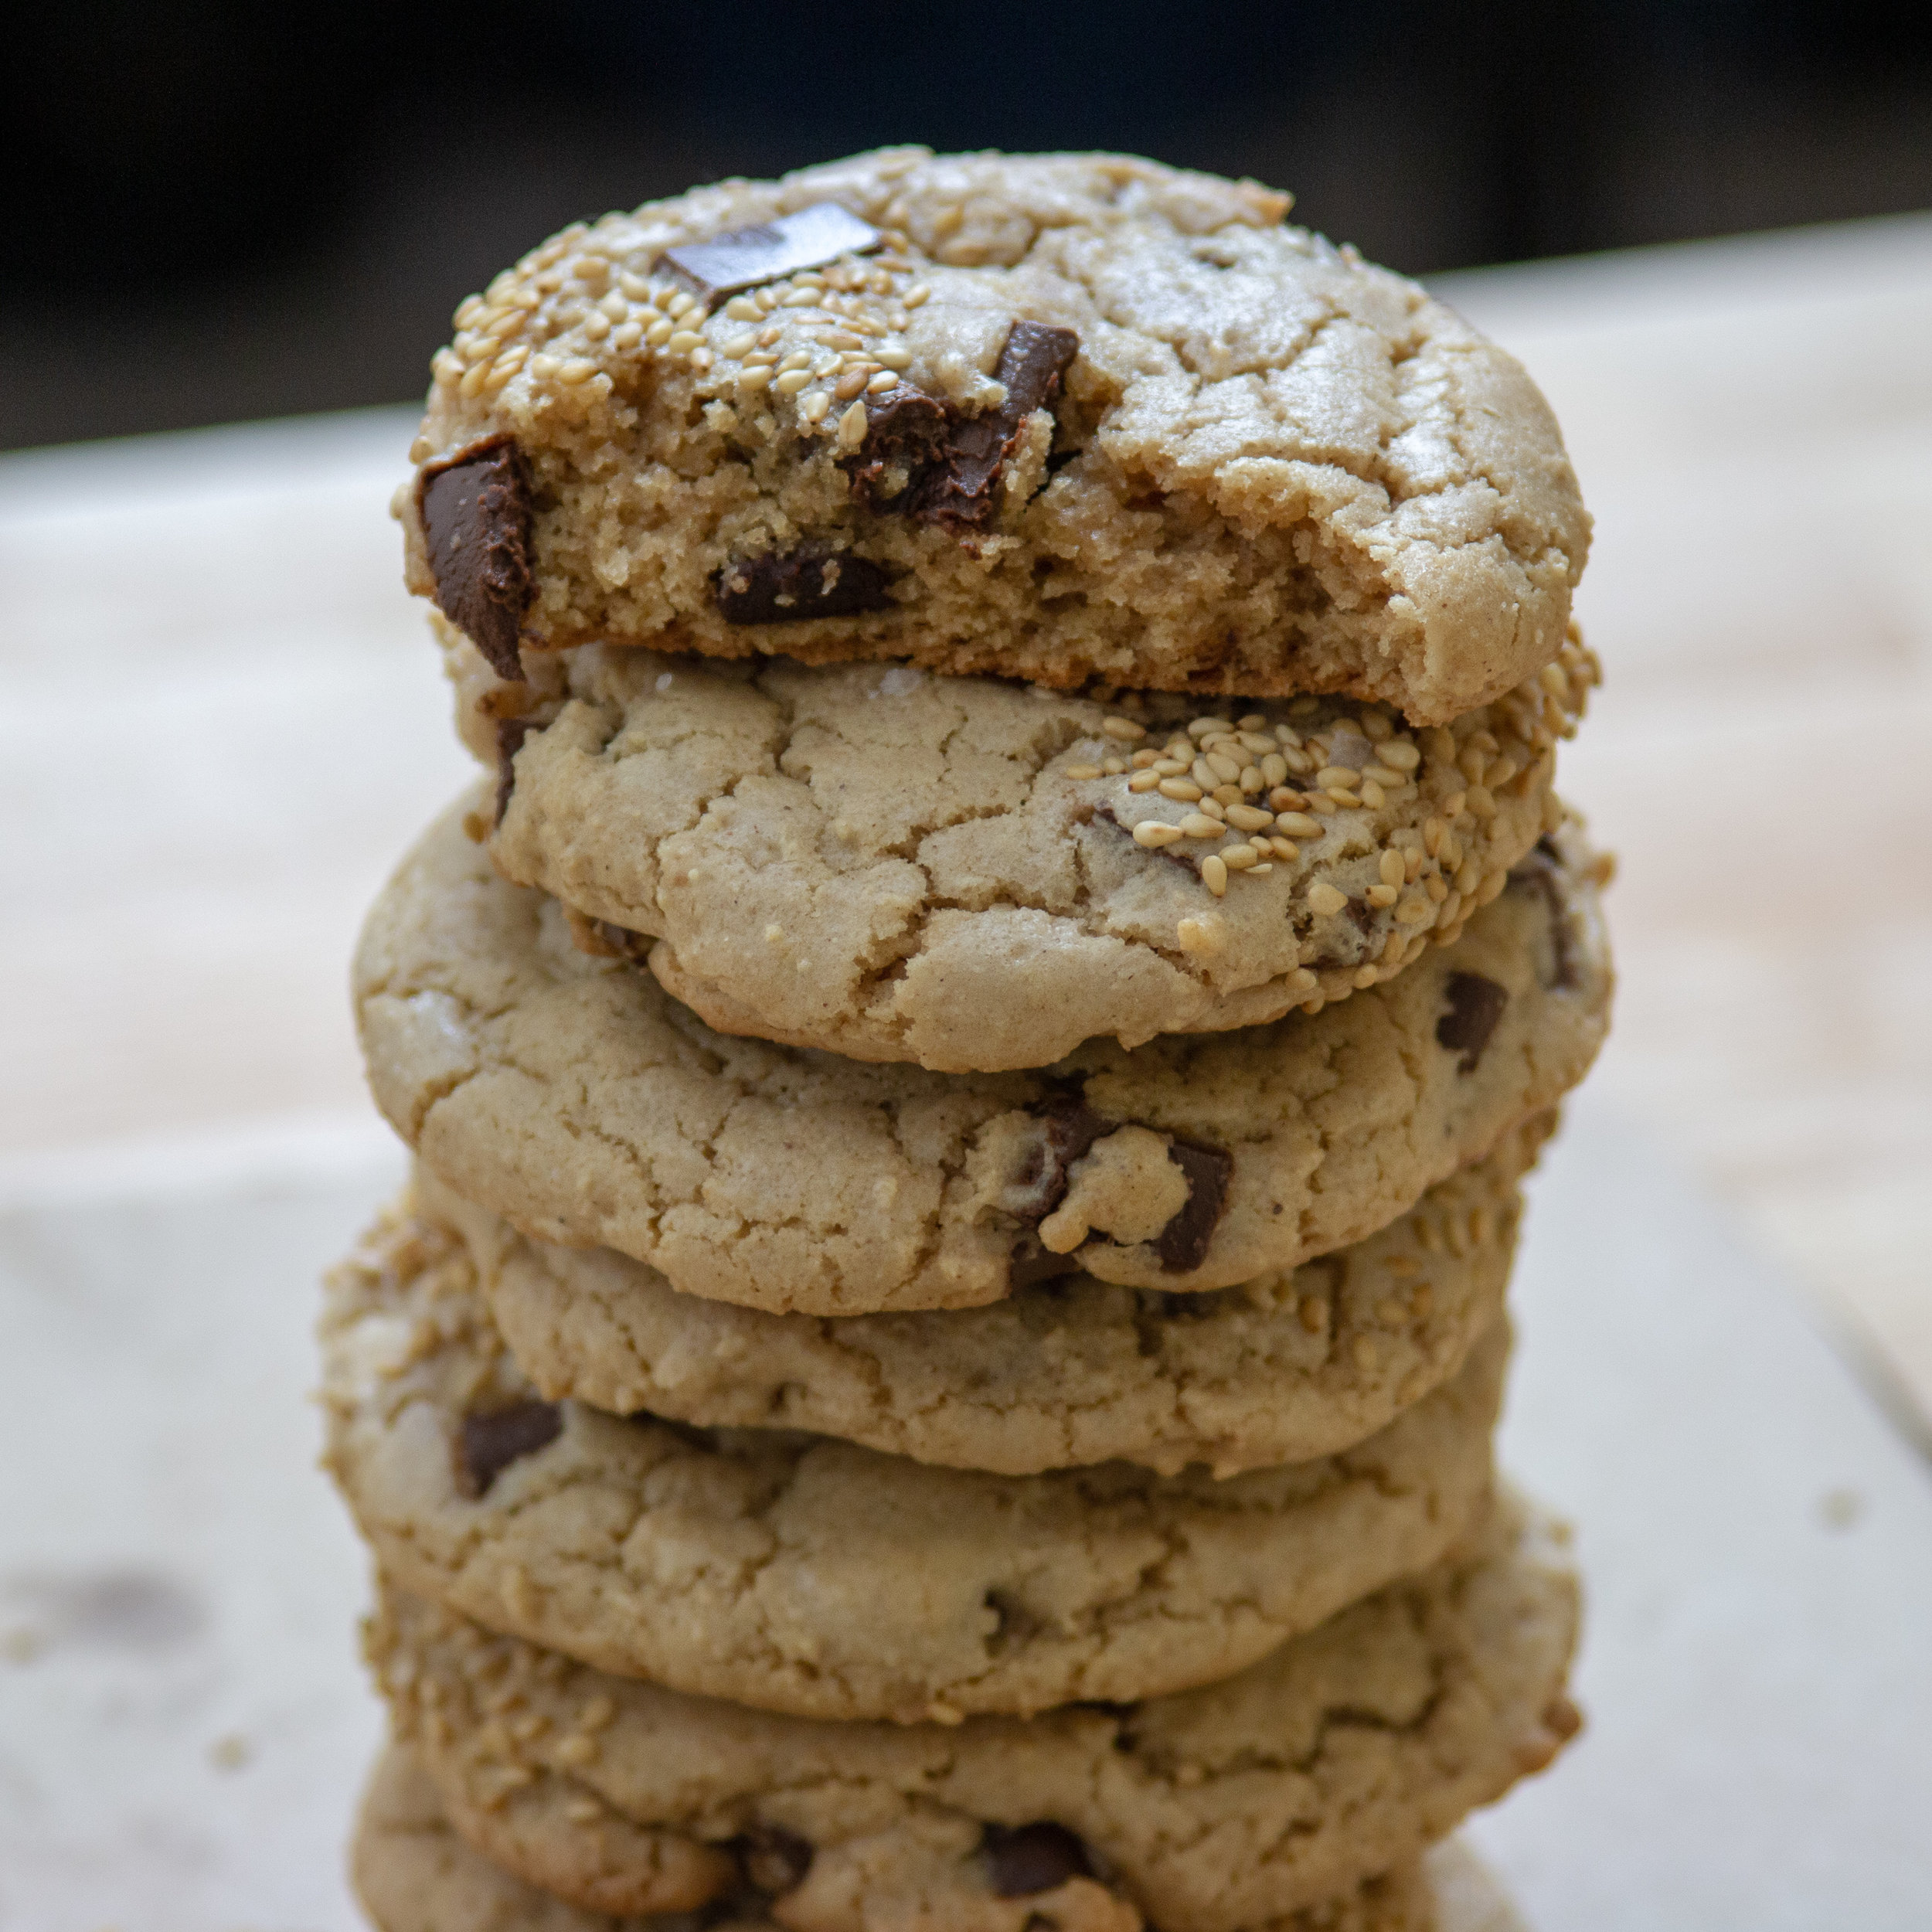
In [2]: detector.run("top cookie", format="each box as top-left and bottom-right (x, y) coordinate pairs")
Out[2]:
(401, 148), (1588, 726)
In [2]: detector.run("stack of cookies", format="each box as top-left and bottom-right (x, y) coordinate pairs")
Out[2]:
(324, 149), (1611, 1932)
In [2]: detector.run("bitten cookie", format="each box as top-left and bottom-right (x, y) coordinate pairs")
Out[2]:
(454, 628), (1596, 1069)
(401, 148), (1588, 725)
(395, 1114), (1549, 1478)
(354, 794), (1609, 1315)
(351, 1746), (1527, 1932)
(321, 1215), (1502, 1721)
(369, 1495), (1577, 1930)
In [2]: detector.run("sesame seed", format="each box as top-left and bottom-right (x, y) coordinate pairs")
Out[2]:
(1103, 757), (1128, 773)
(1366, 883), (1399, 908)
(1134, 820), (1185, 849)
(834, 369), (871, 400)
(1239, 766), (1265, 793)
(822, 329), (863, 350)
(1153, 758), (1189, 776)
(1101, 716), (1145, 740)
(1396, 896), (1434, 923)
(1175, 915), (1224, 954)
(558, 359), (598, 385)
(1540, 662), (1572, 698)
(611, 322), (643, 349)
(1274, 811), (1322, 838)
(1225, 802), (1274, 832)
(801, 390), (832, 423)
(1127, 770), (1161, 792)
(904, 284), (931, 307)
(1203, 750), (1241, 783)
(1270, 836), (1300, 861)
(1202, 855), (1229, 895)
(866, 370), (898, 393)
(875, 343), (913, 370)
(739, 366), (773, 392)
(1379, 739), (1421, 772)
(1179, 813), (1222, 838)
(1189, 757), (1217, 789)
(723, 332), (757, 356)
(1353, 964), (1379, 988)
(1222, 844), (1260, 870)
(1158, 777), (1204, 801)
(771, 369), (808, 395)
(1466, 785), (1498, 819)
(1188, 716), (1233, 740)
(1426, 876), (1449, 903)
(1064, 764), (1104, 780)
(1308, 880), (1348, 916)
(838, 398), (869, 445)
(1199, 795), (1228, 819)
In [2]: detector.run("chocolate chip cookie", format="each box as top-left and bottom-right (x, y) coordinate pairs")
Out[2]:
(368, 1494), (1576, 1927)
(390, 1114), (1549, 1478)
(351, 1745), (1527, 1932)
(321, 1207), (1503, 1720)
(401, 148), (1588, 726)
(354, 794), (1608, 1316)
(451, 626), (1596, 1070)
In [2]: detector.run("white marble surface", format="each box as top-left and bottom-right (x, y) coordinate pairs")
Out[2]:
(2, 1095), (1927, 1931)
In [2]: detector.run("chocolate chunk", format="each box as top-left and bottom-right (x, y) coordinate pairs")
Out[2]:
(455, 1400), (563, 1499)
(714, 546), (893, 624)
(494, 716), (535, 826)
(739, 1828), (815, 1897)
(1008, 1100), (1114, 1223)
(658, 202), (881, 308)
(1509, 842), (1578, 988)
(844, 320), (1080, 532)
(1155, 1141), (1233, 1274)
(981, 1823), (1094, 1897)
(1437, 973), (1509, 1073)
(417, 436), (535, 679)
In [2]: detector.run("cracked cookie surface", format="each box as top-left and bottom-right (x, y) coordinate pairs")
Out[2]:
(457, 630), (1595, 1070)
(354, 794), (1609, 1315)
(351, 1746), (1526, 1932)
(413, 1115), (1548, 1478)
(321, 1211), (1502, 1721)
(369, 1495), (1576, 1930)
(401, 148), (1588, 726)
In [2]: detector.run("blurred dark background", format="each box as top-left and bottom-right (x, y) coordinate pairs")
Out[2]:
(5, 0), (1930, 451)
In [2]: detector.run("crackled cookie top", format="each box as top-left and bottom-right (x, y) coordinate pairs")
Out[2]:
(414, 1115), (1547, 1478)
(355, 794), (1608, 1315)
(451, 626), (1596, 1070)
(370, 1497), (1577, 1930)
(400, 148), (1588, 725)
(322, 1206), (1501, 1721)
(351, 1747), (1526, 1932)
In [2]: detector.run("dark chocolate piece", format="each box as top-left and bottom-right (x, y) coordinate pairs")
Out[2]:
(1508, 842), (1578, 988)
(658, 202), (881, 308)
(1155, 1141), (1233, 1273)
(417, 435), (535, 679)
(1436, 973), (1509, 1073)
(494, 716), (534, 826)
(844, 321), (1080, 532)
(981, 1823), (1094, 1897)
(739, 1828), (815, 1897)
(1008, 1235), (1083, 1291)
(714, 547), (894, 624)
(1008, 1100), (1114, 1223)
(455, 1400), (563, 1499)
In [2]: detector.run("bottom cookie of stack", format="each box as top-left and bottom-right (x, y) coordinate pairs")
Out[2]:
(352, 1745), (1529, 1932)
(362, 1495), (1577, 1932)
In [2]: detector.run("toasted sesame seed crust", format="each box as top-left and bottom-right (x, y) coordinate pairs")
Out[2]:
(366, 1494), (1577, 1930)
(456, 624), (1596, 1070)
(400, 148), (1589, 726)
(352, 795), (1610, 1316)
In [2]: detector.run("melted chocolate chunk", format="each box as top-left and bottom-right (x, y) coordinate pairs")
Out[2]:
(1436, 973), (1509, 1073)
(737, 1828), (815, 1896)
(658, 202), (882, 308)
(1008, 1235), (1083, 1291)
(455, 1400), (563, 1499)
(1008, 1100), (1114, 1223)
(844, 321), (1079, 532)
(981, 1823), (1094, 1897)
(1508, 842), (1578, 989)
(1155, 1141), (1233, 1273)
(494, 716), (534, 826)
(418, 436), (535, 679)
(714, 546), (894, 624)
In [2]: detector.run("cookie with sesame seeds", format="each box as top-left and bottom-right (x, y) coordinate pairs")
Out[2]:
(400, 147), (1588, 728)
(349, 1746), (1530, 1932)
(321, 1193), (1502, 1722)
(410, 1113), (1549, 1480)
(367, 1492), (1576, 1929)
(355, 792), (1608, 1317)
(450, 621), (1596, 1072)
